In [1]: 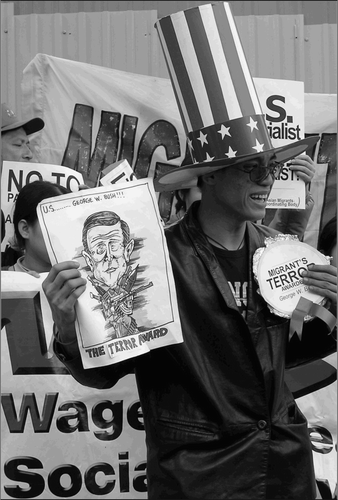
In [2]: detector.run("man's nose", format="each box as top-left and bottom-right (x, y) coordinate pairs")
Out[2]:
(105, 245), (119, 264)
(105, 244), (113, 261)
(23, 145), (33, 160)
(257, 170), (275, 186)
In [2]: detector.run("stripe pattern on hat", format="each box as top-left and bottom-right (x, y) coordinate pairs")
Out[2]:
(155, 2), (262, 133)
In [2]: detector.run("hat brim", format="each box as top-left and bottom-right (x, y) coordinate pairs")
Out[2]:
(155, 135), (320, 192)
(2, 117), (45, 136)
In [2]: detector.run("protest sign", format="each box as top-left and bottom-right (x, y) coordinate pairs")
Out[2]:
(99, 159), (137, 186)
(252, 78), (306, 209)
(36, 178), (183, 368)
(1, 161), (84, 253)
(266, 165), (306, 209)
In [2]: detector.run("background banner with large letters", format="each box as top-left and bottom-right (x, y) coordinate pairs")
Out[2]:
(21, 54), (336, 246)
(1, 351), (147, 499)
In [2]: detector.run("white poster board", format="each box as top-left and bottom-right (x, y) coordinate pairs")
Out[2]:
(37, 179), (183, 369)
(254, 78), (306, 209)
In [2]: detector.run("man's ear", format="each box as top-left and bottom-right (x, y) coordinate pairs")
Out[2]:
(124, 239), (135, 262)
(201, 172), (217, 186)
(82, 250), (94, 272)
(17, 219), (30, 241)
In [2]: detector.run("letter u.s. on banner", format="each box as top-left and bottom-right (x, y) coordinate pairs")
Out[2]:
(1, 54), (336, 498)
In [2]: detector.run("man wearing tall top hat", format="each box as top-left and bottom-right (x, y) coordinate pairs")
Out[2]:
(44, 3), (336, 499)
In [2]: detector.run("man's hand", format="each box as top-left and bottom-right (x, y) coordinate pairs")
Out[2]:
(42, 261), (87, 342)
(287, 154), (315, 187)
(301, 264), (337, 307)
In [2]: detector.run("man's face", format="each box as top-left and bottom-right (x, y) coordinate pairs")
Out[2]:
(84, 222), (133, 287)
(207, 157), (275, 223)
(1, 127), (33, 164)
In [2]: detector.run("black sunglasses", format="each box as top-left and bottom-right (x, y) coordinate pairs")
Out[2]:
(236, 161), (283, 183)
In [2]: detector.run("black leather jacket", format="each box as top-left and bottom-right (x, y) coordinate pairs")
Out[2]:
(55, 201), (335, 499)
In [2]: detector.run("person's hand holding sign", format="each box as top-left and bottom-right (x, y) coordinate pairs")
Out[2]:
(42, 261), (86, 353)
(287, 154), (316, 187)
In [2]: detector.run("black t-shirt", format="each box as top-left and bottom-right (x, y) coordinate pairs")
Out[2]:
(211, 243), (248, 319)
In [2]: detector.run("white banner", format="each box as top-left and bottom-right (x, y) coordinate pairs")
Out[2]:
(1, 343), (147, 499)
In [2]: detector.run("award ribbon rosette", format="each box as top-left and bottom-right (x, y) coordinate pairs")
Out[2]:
(253, 234), (336, 340)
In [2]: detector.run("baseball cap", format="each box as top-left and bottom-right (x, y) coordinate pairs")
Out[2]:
(1, 102), (44, 135)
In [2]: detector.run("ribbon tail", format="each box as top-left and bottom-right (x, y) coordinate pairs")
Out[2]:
(289, 297), (313, 341)
(308, 303), (337, 333)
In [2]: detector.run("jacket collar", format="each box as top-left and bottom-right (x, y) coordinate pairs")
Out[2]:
(183, 201), (268, 317)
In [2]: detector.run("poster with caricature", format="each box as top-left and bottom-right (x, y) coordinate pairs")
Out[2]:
(37, 178), (183, 369)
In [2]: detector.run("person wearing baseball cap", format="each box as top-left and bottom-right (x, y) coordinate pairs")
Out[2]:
(1, 103), (45, 266)
(41, 3), (336, 499)
(1, 102), (44, 165)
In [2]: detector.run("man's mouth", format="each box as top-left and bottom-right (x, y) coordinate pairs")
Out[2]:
(106, 267), (117, 273)
(250, 193), (269, 202)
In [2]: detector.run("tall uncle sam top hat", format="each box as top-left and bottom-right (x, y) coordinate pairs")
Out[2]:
(154, 2), (319, 190)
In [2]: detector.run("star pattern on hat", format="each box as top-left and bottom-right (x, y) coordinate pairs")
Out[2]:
(247, 117), (258, 132)
(204, 152), (215, 162)
(217, 124), (231, 139)
(225, 146), (237, 158)
(187, 137), (194, 151)
(188, 115), (271, 165)
(197, 131), (208, 147)
(252, 139), (264, 153)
